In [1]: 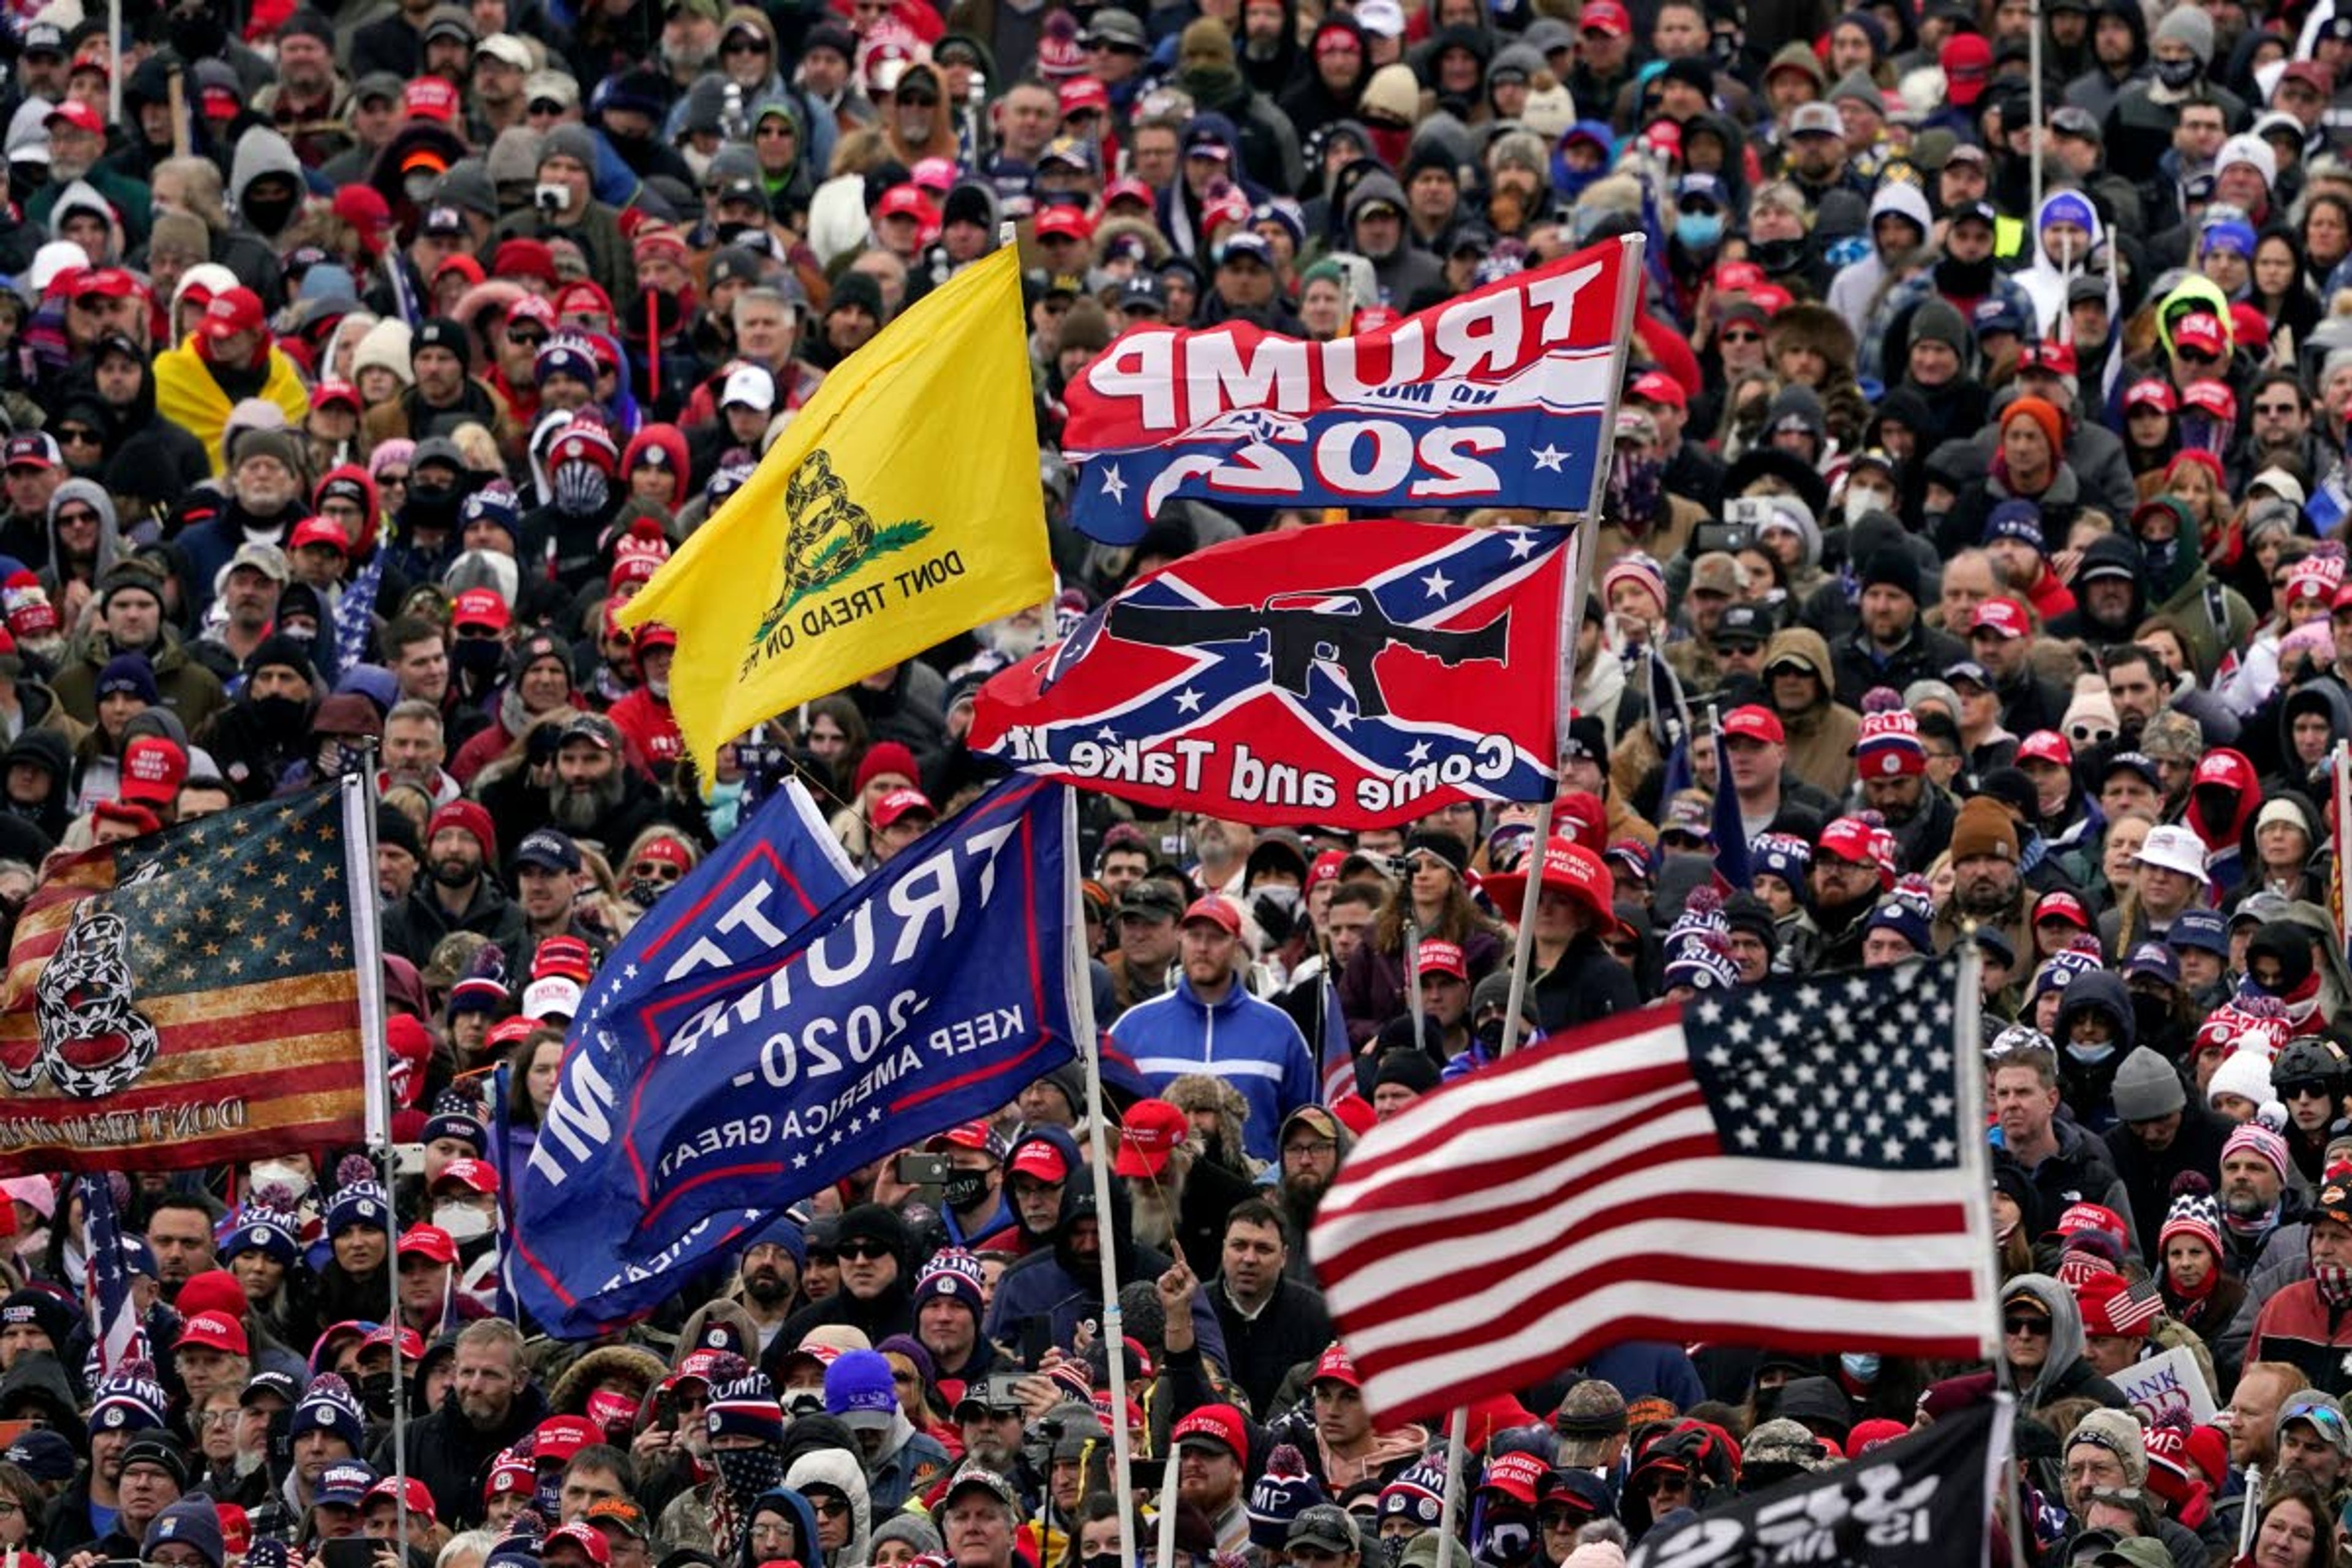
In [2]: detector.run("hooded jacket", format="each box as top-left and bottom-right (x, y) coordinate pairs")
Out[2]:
(1826, 181), (1932, 339)
(1343, 172), (1446, 309)
(2046, 534), (2148, 649)
(40, 478), (119, 601)
(1761, 627), (1863, 799)
(738, 1487), (823, 1568)
(2000, 1273), (2127, 1412)
(782, 1449), (872, 1568)
(2052, 970), (2135, 1131)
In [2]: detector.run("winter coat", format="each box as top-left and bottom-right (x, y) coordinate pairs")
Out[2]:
(1763, 627), (1863, 799)
(1111, 974), (1319, 1164)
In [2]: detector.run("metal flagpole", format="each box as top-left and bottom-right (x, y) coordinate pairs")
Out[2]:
(1063, 788), (1139, 1567)
(350, 753), (411, 1555)
(2029, 0), (2045, 218)
(1499, 233), (1643, 1057)
(1403, 916), (1425, 1035)
(1154, 1448), (1182, 1568)
(1954, 932), (2022, 1568)
(1431, 1405), (1472, 1568)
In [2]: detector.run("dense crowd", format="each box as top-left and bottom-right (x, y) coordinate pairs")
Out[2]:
(5, 0), (2352, 1565)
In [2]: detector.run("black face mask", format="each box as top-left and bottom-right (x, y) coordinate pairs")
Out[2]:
(253, 693), (309, 737)
(451, 638), (503, 679)
(2155, 56), (2201, 89)
(404, 485), (459, 533)
(244, 190), (300, 234)
(1749, 236), (1806, 274)
(356, 1370), (396, 1419)
(2130, 992), (2173, 1043)
(716, 221), (760, 246)
(942, 1170), (990, 1212)
(1937, 253), (1996, 296)
(624, 876), (669, 910)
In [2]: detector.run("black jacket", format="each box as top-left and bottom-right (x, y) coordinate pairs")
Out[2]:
(1531, 932), (1639, 1035)
(375, 1382), (548, 1528)
(1211, 1273), (1334, 1417)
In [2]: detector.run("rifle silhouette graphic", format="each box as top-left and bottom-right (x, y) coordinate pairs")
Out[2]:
(1107, 589), (1509, 718)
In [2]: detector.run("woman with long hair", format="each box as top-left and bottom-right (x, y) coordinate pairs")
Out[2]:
(1336, 836), (1503, 1046)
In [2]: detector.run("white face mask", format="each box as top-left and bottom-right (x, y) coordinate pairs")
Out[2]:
(251, 1161), (309, 1197)
(1844, 485), (1894, 521)
(433, 1203), (494, 1242)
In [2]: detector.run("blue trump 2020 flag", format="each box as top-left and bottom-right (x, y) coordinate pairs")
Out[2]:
(511, 777), (1083, 1336)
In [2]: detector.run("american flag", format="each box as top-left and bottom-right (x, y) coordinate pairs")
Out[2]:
(80, 1175), (147, 1376)
(333, 546), (386, 680)
(1308, 957), (1994, 1422)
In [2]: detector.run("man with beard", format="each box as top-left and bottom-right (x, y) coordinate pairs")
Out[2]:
(1274, 1106), (1351, 1284)
(2048, 537), (2147, 662)
(607, 627), (683, 785)
(2245, 373), (2326, 483)
(83, 333), (207, 527)
(509, 829), (600, 988)
(388, 1319), (545, 1528)
(1115, 1098), (1255, 1283)
(381, 702), (461, 808)
(190, 541), (287, 685)
(1855, 708), (1953, 875)
(1830, 552), (1967, 710)
(175, 430), (311, 618)
(2217, 1125), (2304, 1279)
(986, 1169), (1229, 1368)
(381, 799), (527, 967)
(1211, 1197), (1332, 1417)
(1968, 598), (2068, 737)
(1003, 1126), (1080, 1254)
(253, 12), (350, 167)
(729, 1216), (807, 1353)
(1931, 796), (2029, 959)
(1808, 816), (1889, 974)
(544, 714), (668, 848)
(199, 635), (318, 802)
(1189, 818), (1256, 897)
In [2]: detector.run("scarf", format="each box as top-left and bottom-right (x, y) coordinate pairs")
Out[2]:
(2317, 1262), (2352, 1309)
(2223, 1199), (2282, 1246)
(2163, 1259), (2220, 1325)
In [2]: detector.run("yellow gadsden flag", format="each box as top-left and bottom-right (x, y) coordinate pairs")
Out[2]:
(617, 246), (1049, 775)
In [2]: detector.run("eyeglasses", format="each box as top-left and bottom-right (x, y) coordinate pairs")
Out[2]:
(1283, 1139), (1336, 1160)
(2256, 401), (2302, 417)
(756, 123), (795, 139)
(55, 428), (99, 446)
(55, 507), (98, 524)
(810, 1497), (851, 1519)
(2285, 1397), (2348, 1436)
(2068, 723), (2117, 745)
(378, 470), (409, 486)
(1538, 1509), (1589, 1531)
(2002, 1313), (2051, 1337)
(1719, 329), (1761, 343)
(2280, 1079), (2336, 1101)
(837, 1241), (894, 1261)
(2178, 347), (2219, 365)
(723, 36), (770, 53)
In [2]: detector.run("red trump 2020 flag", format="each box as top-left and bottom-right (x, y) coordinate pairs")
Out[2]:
(1308, 957), (1996, 1423)
(968, 520), (1572, 828)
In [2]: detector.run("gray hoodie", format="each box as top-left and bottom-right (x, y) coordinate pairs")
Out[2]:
(42, 477), (118, 595)
(227, 127), (304, 220)
(783, 1449), (872, 1568)
(2001, 1273), (2088, 1409)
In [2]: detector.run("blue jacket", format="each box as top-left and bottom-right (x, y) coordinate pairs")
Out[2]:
(984, 1168), (1232, 1371)
(1111, 974), (1318, 1164)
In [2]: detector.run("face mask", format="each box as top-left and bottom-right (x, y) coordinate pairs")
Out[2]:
(1938, 254), (1995, 295)
(254, 694), (309, 737)
(624, 876), (669, 911)
(716, 221), (759, 246)
(2130, 993), (2173, 1042)
(251, 1161), (309, 1197)
(434, 1202), (494, 1242)
(783, 1390), (825, 1420)
(403, 172), (437, 204)
(2155, 56), (2201, 89)
(355, 1370), (396, 1417)
(1085, 1556), (1122, 1568)
(712, 1445), (785, 1504)
(243, 190), (298, 234)
(941, 1170), (990, 1212)
(451, 638), (504, 678)
(1840, 1352), (1881, 1382)
(1750, 236), (1805, 274)
(552, 461), (611, 516)
(279, 626), (317, 653)
(2065, 1039), (2115, 1066)
(1844, 486), (1894, 522)
(1675, 212), (1724, 251)
(404, 484), (458, 532)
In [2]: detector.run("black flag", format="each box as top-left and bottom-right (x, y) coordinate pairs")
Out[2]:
(1629, 1401), (2010, 1568)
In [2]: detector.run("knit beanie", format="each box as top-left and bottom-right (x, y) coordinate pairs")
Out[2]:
(327, 1177), (391, 1236)
(97, 652), (160, 705)
(1246, 1444), (1331, 1551)
(823, 1349), (898, 1431)
(2154, 7), (2214, 66)
(143, 1498), (225, 1568)
(2002, 395), (2066, 456)
(0, 1288), (71, 1352)
(706, 1368), (786, 1444)
(2220, 1118), (2291, 1180)
(1852, 692), (1925, 779)
(2067, 1409), (2149, 1488)
(538, 123), (597, 172)
(1948, 795), (2019, 865)
(291, 1371), (367, 1452)
(870, 1516), (944, 1559)
(1858, 547), (1920, 604)
(2209, 1050), (2279, 1114)
(2109, 1047), (2185, 1122)
(1864, 893), (1932, 954)
(2160, 1179), (2223, 1256)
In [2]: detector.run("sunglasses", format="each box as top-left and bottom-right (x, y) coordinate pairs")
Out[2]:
(631, 861), (685, 884)
(2003, 1313), (2051, 1337)
(756, 123), (795, 138)
(837, 1241), (894, 1261)
(527, 99), (567, 115)
(2069, 723), (2117, 745)
(55, 427), (99, 445)
(2280, 1079), (2335, 1101)
(810, 1498), (851, 1519)
(55, 507), (98, 525)
(1720, 328), (1761, 343)
(722, 36), (770, 52)
(509, 329), (547, 348)
(2256, 402), (2302, 417)
(897, 90), (938, 107)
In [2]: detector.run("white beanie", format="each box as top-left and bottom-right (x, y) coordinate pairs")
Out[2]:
(1562, 1547), (1628, 1568)
(2218, 132), (2278, 191)
(2208, 1047), (2277, 1112)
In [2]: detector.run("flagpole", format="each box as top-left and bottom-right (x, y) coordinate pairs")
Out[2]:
(1403, 916), (1424, 1041)
(1499, 233), (1642, 1058)
(1951, 932), (2000, 1365)
(1431, 1404), (1471, 1568)
(1062, 787), (1139, 1568)
(351, 756), (411, 1556)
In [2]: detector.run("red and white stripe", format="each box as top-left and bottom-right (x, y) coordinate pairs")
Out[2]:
(1309, 1008), (1986, 1423)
